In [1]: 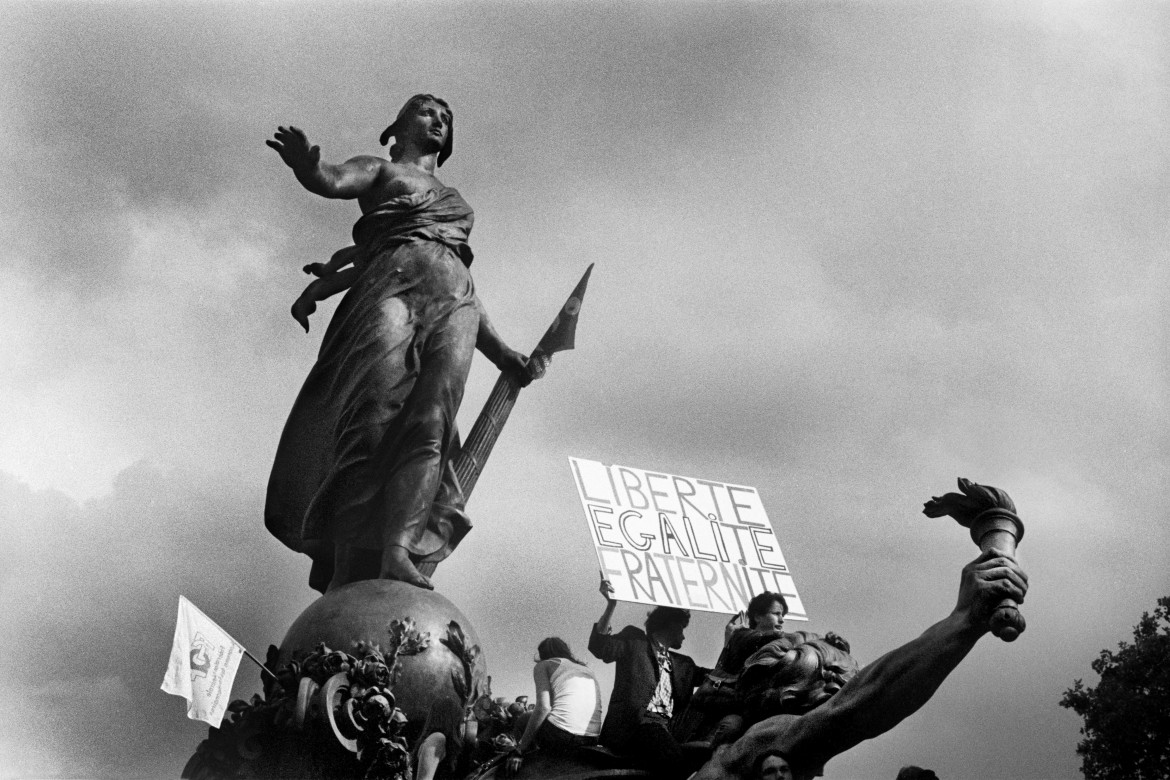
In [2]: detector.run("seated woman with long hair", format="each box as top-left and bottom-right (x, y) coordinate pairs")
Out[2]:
(514, 637), (602, 756)
(414, 698), (470, 780)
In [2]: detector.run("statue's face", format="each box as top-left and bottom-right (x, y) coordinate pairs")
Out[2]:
(738, 633), (859, 717)
(782, 642), (855, 706)
(399, 99), (451, 151)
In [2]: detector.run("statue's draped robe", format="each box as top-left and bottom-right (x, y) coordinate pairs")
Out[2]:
(266, 187), (477, 592)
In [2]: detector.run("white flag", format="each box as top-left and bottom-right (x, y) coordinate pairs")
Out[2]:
(161, 596), (245, 727)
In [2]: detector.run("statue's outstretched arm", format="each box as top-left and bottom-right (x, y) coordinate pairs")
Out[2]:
(266, 126), (381, 199)
(700, 548), (1028, 779)
(795, 549), (1024, 764)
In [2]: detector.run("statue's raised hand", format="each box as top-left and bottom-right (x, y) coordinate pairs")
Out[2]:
(266, 126), (321, 174)
(925, 478), (1026, 640)
(953, 547), (1028, 630)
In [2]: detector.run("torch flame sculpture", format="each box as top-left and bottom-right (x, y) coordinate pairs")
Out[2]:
(923, 478), (1025, 641)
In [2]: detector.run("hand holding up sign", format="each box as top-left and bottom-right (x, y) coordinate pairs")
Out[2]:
(596, 574), (617, 635)
(724, 610), (750, 643)
(599, 575), (616, 603)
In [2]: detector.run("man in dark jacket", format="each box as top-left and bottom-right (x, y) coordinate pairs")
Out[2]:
(588, 579), (711, 776)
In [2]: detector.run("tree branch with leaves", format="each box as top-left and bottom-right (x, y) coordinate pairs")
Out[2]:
(1060, 596), (1170, 780)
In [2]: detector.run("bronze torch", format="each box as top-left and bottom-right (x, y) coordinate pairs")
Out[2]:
(924, 478), (1025, 641)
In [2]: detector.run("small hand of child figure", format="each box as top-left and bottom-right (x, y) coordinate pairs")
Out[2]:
(303, 262), (328, 277)
(291, 296), (317, 332)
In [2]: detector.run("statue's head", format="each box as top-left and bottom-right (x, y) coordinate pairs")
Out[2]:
(379, 94), (453, 167)
(737, 631), (859, 719)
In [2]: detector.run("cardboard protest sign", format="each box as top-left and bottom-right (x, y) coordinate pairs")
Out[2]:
(569, 457), (807, 620)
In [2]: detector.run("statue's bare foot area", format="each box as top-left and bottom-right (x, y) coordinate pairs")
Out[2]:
(380, 546), (433, 590)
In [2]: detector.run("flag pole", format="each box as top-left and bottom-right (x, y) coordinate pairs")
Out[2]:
(242, 646), (275, 678)
(415, 264), (594, 579)
(451, 263), (594, 497)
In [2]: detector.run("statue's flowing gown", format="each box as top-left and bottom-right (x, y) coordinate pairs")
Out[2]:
(265, 187), (477, 592)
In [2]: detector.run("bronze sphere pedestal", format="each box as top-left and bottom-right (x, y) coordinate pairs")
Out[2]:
(183, 580), (485, 780)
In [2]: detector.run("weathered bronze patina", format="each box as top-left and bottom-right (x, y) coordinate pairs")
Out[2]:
(264, 95), (530, 594)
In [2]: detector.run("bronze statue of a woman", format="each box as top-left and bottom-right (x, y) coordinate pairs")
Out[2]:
(264, 95), (529, 593)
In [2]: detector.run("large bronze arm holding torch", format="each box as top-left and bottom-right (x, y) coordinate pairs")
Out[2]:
(924, 478), (1026, 641)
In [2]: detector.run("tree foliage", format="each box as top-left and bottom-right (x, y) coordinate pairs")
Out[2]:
(1060, 596), (1170, 780)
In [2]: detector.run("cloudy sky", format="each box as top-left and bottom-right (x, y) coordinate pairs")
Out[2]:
(1, 2), (1167, 778)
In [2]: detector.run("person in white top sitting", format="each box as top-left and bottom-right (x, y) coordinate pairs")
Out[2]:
(508, 637), (603, 773)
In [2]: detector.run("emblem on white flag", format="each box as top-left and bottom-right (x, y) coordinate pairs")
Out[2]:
(161, 596), (245, 727)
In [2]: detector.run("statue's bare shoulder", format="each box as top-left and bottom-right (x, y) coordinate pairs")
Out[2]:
(354, 156), (447, 213)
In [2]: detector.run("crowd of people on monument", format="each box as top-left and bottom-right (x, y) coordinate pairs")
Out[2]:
(412, 580), (807, 780)
(407, 576), (960, 780)
(259, 94), (1029, 780)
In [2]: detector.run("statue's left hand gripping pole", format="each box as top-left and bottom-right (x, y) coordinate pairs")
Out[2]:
(453, 264), (594, 499)
(924, 477), (1026, 641)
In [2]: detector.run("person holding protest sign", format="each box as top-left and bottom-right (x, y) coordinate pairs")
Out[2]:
(690, 547), (1029, 780)
(588, 578), (712, 777)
